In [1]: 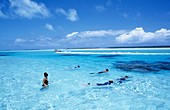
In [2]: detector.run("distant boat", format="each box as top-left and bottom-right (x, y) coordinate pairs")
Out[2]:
(54, 49), (61, 52)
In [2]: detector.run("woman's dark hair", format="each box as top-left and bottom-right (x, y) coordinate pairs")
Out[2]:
(125, 75), (128, 78)
(44, 72), (48, 77)
(109, 80), (113, 84)
(106, 69), (109, 71)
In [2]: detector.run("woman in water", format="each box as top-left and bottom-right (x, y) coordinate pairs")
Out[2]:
(87, 80), (114, 86)
(116, 75), (131, 83)
(98, 69), (109, 74)
(42, 72), (48, 87)
(90, 69), (109, 74)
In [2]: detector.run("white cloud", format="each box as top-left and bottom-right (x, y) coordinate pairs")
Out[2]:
(45, 23), (55, 31)
(34, 37), (52, 42)
(67, 9), (78, 21)
(56, 8), (67, 15)
(56, 8), (79, 21)
(66, 30), (126, 39)
(66, 32), (79, 39)
(63, 28), (170, 48)
(15, 38), (27, 43)
(14, 28), (170, 49)
(9, 0), (50, 19)
(15, 37), (53, 47)
(116, 27), (170, 44)
(63, 30), (127, 48)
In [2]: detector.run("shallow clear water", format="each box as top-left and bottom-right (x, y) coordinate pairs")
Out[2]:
(0, 48), (170, 110)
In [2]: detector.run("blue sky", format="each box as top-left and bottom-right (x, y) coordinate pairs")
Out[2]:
(0, 0), (170, 50)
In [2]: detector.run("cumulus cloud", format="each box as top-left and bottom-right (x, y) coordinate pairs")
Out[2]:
(66, 30), (126, 39)
(63, 28), (170, 48)
(9, 0), (50, 19)
(56, 8), (79, 21)
(14, 27), (170, 49)
(116, 27), (170, 44)
(67, 9), (78, 21)
(45, 23), (55, 31)
(63, 30), (127, 48)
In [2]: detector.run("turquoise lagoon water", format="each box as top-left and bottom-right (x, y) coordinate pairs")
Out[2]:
(0, 48), (170, 110)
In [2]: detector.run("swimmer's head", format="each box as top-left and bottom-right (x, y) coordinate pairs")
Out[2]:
(44, 72), (48, 77)
(74, 65), (80, 68)
(109, 80), (113, 84)
(125, 75), (128, 78)
(88, 83), (90, 85)
(106, 69), (109, 72)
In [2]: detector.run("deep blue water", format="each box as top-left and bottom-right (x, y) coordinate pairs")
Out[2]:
(0, 48), (170, 110)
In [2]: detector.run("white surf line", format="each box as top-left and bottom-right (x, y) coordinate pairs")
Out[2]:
(59, 48), (170, 51)
(56, 52), (170, 55)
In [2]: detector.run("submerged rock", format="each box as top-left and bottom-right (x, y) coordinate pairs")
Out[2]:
(154, 62), (170, 70)
(113, 60), (170, 73)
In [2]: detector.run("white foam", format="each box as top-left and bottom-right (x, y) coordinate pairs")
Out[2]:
(59, 47), (170, 51)
(56, 52), (170, 55)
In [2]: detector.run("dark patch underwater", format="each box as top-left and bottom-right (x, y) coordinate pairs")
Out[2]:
(59, 54), (90, 57)
(0, 52), (13, 56)
(113, 60), (170, 73)
(97, 55), (121, 58)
